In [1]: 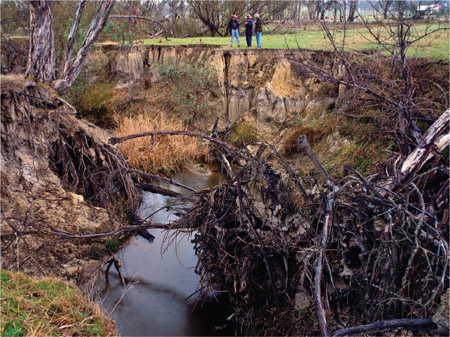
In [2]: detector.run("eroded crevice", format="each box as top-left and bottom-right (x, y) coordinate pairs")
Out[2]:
(223, 52), (231, 121)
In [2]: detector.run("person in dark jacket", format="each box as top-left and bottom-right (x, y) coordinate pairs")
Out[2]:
(244, 15), (253, 47)
(254, 13), (262, 48)
(228, 14), (240, 47)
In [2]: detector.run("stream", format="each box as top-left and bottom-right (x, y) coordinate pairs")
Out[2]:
(98, 166), (233, 336)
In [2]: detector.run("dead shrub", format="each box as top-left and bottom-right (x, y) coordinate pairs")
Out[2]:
(117, 113), (208, 174)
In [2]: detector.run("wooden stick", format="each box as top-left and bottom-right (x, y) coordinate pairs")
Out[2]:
(298, 135), (330, 182)
(331, 318), (441, 337)
(315, 196), (333, 337)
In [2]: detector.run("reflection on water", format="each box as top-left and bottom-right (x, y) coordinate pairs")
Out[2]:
(98, 165), (232, 336)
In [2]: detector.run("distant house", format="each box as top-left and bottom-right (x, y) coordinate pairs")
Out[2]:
(418, 2), (445, 15)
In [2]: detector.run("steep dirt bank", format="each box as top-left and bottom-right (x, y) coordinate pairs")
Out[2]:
(96, 45), (338, 134)
(1, 78), (137, 284)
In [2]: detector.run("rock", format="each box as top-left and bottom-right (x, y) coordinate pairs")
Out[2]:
(295, 291), (311, 311)
(64, 265), (81, 277)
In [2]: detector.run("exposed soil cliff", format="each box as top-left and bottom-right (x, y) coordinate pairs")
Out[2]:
(96, 45), (339, 136)
(1, 78), (137, 283)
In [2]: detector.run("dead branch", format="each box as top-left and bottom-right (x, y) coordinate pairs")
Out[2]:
(399, 108), (449, 183)
(109, 130), (244, 158)
(331, 318), (442, 337)
(105, 255), (126, 285)
(298, 135), (330, 183)
(129, 169), (196, 193)
(137, 183), (182, 197)
(315, 195), (334, 337)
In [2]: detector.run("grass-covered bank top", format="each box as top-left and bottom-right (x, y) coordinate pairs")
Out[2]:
(137, 23), (449, 60)
(0, 270), (116, 337)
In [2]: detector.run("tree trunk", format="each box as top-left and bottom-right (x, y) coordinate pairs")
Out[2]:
(58, 0), (86, 77)
(25, 0), (55, 83)
(348, 0), (357, 22)
(53, 0), (115, 94)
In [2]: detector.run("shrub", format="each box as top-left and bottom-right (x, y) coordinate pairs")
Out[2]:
(229, 121), (259, 148)
(157, 60), (218, 124)
(71, 82), (116, 128)
(117, 113), (207, 174)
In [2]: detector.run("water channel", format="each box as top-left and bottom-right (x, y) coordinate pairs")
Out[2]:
(98, 165), (233, 336)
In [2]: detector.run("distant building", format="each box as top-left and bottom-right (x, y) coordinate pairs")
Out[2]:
(417, 1), (449, 14)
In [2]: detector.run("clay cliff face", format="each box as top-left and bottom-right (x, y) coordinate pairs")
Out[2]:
(0, 79), (137, 280)
(95, 45), (340, 131)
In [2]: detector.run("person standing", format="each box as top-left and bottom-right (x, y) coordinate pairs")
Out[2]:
(228, 14), (240, 47)
(254, 13), (262, 48)
(244, 15), (253, 47)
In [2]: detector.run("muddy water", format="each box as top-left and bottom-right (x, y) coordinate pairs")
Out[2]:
(98, 166), (232, 336)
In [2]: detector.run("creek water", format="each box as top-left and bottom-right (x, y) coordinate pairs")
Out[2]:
(98, 166), (232, 336)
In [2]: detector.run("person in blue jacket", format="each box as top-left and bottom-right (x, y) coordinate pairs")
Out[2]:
(244, 15), (253, 47)
(228, 14), (240, 47)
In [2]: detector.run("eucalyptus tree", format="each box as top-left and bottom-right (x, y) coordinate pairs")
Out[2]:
(24, 0), (115, 93)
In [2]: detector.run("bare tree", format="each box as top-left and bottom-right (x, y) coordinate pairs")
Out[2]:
(291, 0), (448, 155)
(187, 0), (226, 37)
(187, 0), (289, 37)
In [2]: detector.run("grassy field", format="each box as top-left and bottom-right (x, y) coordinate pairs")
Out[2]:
(138, 23), (449, 60)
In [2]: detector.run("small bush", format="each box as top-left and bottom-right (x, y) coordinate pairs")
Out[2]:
(229, 121), (259, 148)
(157, 60), (218, 124)
(117, 113), (207, 174)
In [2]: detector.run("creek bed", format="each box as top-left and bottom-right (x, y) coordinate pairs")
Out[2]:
(98, 166), (232, 336)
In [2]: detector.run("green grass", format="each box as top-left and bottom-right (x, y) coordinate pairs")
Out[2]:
(137, 23), (449, 60)
(0, 270), (115, 337)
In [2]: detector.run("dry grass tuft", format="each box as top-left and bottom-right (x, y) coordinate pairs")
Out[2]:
(117, 113), (208, 174)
